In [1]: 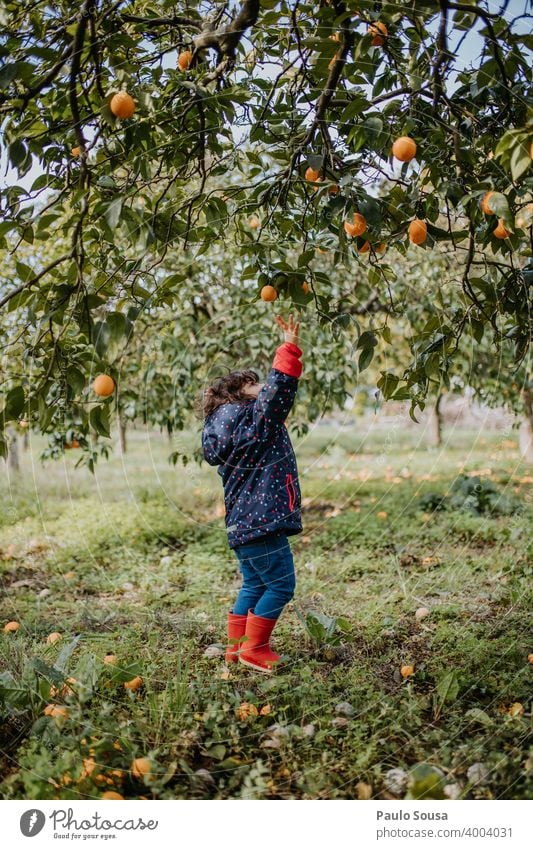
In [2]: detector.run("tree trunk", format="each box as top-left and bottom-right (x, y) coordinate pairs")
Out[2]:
(519, 389), (533, 464)
(118, 415), (127, 454)
(427, 393), (443, 448)
(7, 426), (20, 473)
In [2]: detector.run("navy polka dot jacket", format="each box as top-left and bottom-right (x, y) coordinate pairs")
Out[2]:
(202, 342), (303, 549)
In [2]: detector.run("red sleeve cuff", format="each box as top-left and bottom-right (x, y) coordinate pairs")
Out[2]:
(273, 342), (303, 378)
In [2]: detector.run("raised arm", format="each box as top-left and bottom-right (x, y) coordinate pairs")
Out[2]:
(252, 315), (303, 434)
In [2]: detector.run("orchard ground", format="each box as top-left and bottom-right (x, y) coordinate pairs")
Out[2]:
(0, 417), (532, 800)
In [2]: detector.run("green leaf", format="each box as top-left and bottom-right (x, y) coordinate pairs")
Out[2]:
(435, 669), (460, 711)
(377, 372), (399, 398)
(55, 635), (82, 673)
(15, 261), (33, 282)
(3, 386), (25, 422)
(104, 197), (123, 230)
(66, 366), (86, 394)
(89, 405), (111, 438)
(358, 346), (374, 371)
(510, 144), (531, 181)
(9, 139), (27, 169)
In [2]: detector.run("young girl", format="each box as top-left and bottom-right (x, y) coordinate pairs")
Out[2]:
(200, 314), (303, 673)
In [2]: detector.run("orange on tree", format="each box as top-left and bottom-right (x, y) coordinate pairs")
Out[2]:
(93, 374), (115, 397)
(177, 50), (193, 71)
(109, 92), (136, 119)
(260, 285), (277, 302)
(344, 212), (367, 237)
(368, 22), (388, 46)
(391, 136), (417, 162)
(480, 190), (495, 215)
(493, 218), (510, 239)
(302, 281), (310, 294)
(102, 791), (124, 799)
(3, 620), (20, 633)
(71, 146), (81, 157)
(375, 243), (386, 253)
(305, 166), (321, 182)
(358, 241), (370, 253)
(248, 215), (260, 229)
(408, 218), (427, 245)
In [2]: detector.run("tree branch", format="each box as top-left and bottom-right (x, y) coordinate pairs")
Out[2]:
(0, 254), (71, 311)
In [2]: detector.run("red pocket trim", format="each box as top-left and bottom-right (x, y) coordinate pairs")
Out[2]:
(285, 473), (296, 512)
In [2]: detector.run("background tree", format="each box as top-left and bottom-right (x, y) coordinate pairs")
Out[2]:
(0, 0), (531, 464)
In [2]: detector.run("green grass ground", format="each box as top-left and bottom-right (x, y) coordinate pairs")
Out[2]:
(1, 419), (532, 800)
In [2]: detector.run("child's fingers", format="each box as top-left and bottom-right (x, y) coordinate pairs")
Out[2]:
(275, 315), (288, 330)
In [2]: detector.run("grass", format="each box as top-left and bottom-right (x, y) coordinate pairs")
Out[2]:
(0, 417), (532, 800)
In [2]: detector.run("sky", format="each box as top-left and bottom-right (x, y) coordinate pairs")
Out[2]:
(1, 1), (530, 194)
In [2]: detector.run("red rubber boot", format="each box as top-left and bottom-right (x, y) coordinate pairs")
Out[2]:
(225, 612), (248, 664)
(238, 610), (281, 674)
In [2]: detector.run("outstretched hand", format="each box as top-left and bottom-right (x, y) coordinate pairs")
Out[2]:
(275, 314), (301, 347)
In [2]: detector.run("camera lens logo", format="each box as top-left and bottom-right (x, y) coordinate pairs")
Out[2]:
(20, 810), (46, 837)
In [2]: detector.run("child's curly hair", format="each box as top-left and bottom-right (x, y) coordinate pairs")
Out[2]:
(195, 369), (260, 419)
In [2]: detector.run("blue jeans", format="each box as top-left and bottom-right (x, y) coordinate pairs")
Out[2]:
(232, 535), (296, 621)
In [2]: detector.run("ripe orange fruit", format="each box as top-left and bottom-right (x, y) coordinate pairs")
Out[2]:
(103, 653), (117, 665)
(46, 632), (62, 644)
(236, 702), (259, 720)
(177, 50), (192, 71)
(248, 215), (260, 229)
(358, 241), (370, 253)
(508, 702), (524, 716)
(493, 218), (510, 239)
(124, 676), (143, 691)
(305, 166), (321, 182)
(376, 510), (388, 518)
(71, 147), (81, 157)
(369, 21), (388, 46)
(260, 285), (277, 302)
(392, 136), (417, 162)
(102, 791), (124, 799)
(400, 664), (414, 678)
(344, 212), (367, 237)
(3, 621), (20, 633)
(110, 92), (136, 119)
(316, 247), (329, 254)
(93, 374), (115, 397)
(480, 190), (495, 215)
(302, 281), (310, 294)
(375, 243), (386, 253)
(408, 218), (427, 245)
(50, 705), (69, 719)
(131, 757), (152, 780)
